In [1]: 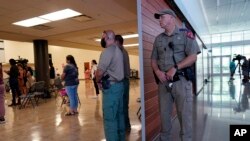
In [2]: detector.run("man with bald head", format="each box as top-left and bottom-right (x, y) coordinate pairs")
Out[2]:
(96, 30), (125, 141)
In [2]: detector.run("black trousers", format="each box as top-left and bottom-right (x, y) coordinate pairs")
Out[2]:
(93, 78), (99, 95)
(9, 79), (21, 104)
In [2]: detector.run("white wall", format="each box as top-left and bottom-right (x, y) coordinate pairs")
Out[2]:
(3, 40), (140, 79)
(4, 40), (34, 63)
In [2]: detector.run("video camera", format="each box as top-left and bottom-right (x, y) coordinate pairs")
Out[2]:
(232, 54), (246, 62)
(16, 58), (28, 66)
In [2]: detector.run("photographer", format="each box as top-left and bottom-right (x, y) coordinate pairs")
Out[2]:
(242, 58), (249, 83)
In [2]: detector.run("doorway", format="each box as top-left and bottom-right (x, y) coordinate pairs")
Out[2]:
(212, 55), (231, 76)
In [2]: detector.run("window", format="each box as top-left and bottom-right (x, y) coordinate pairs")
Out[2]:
(212, 34), (221, 43)
(221, 46), (231, 55)
(221, 33), (231, 42)
(212, 47), (221, 56)
(231, 46), (242, 55)
(232, 32), (243, 42)
(244, 30), (250, 40)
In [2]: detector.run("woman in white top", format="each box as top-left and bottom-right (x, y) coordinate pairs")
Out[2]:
(91, 60), (99, 97)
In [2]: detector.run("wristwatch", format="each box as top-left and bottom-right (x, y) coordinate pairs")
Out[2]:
(174, 64), (178, 70)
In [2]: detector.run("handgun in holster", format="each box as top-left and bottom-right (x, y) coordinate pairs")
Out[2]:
(101, 74), (111, 89)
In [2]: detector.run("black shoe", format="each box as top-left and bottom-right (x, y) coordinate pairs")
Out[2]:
(65, 112), (75, 116)
(0, 117), (5, 124)
(8, 103), (16, 107)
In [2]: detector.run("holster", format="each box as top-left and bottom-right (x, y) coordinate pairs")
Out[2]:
(183, 67), (194, 81)
(101, 74), (111, 89)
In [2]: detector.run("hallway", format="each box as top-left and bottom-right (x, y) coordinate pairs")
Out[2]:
(202, 75), (250, 141)
(169, 75), (250, 141)
(0, 79), (141, 141)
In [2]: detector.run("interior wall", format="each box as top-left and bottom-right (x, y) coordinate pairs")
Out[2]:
(3, 40), (139, 79)
(141, 0), (182, 140)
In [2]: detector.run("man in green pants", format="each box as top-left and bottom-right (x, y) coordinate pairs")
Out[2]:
(115, 35), (131, 132)
(96, 30), (125, 141)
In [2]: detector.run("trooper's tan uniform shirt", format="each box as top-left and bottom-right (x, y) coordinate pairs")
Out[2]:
(151, 26), (200, 141)
(151, 26), (200, 72)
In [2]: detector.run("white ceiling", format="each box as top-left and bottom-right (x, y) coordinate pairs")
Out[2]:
(0, 0), (138, 55)
(201, 0), (250, 34)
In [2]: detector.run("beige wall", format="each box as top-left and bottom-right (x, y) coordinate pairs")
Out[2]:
(3, 40), (139, 79)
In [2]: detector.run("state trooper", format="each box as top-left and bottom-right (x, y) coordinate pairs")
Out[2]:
(151, 9), (201, 141)
(95, 30), (125, 141)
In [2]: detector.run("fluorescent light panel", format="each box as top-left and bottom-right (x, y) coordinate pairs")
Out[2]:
(124, 43), (139, 47)
(122, 34), (138, 39)
(39, 9), (81, 21)
(95, 34), (139, 42)
(13, 17), (50, 27)
(13, 9), (81, 27)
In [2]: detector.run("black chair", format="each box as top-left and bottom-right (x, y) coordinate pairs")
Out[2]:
(33, 81), (45, 105)
(19, 82), (37, 109)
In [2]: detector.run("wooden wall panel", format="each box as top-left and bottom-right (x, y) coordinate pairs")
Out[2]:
(141, 0), (183, 140)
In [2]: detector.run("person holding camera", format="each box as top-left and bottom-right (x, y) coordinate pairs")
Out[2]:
(151, 9), (200, 141)
(95, 30), (125, 141)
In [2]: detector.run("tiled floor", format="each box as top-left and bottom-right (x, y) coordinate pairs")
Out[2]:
(202, 75), (250, 141)
(169, 75), (250, 141)
(0, 79), (141, 141)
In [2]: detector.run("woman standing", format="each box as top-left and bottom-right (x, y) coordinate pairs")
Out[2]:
(91, 60), (99, 98)
(61, 55), (79, 116)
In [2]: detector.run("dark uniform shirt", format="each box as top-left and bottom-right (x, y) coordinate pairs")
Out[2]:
(151, 26), (201, 72)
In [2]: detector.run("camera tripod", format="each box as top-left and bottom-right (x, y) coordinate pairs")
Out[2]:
(232, 60), (242, 80)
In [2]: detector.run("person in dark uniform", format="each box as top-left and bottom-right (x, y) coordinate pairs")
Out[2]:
(4, 59), (21, 106)
(151, 9), (201, 141)
(115, 35), (131, 132)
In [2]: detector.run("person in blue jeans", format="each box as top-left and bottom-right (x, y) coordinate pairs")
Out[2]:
(61, 55), (79, 116)
(96, 30), (125, 141)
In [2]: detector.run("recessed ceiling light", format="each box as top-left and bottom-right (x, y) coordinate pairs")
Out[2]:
(95, 34), (138, 42)
(122, 34), (138, 39)
(13, 17), (50, 27)
(39, 9), (82, 21)
(13, 9), (82, 27)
